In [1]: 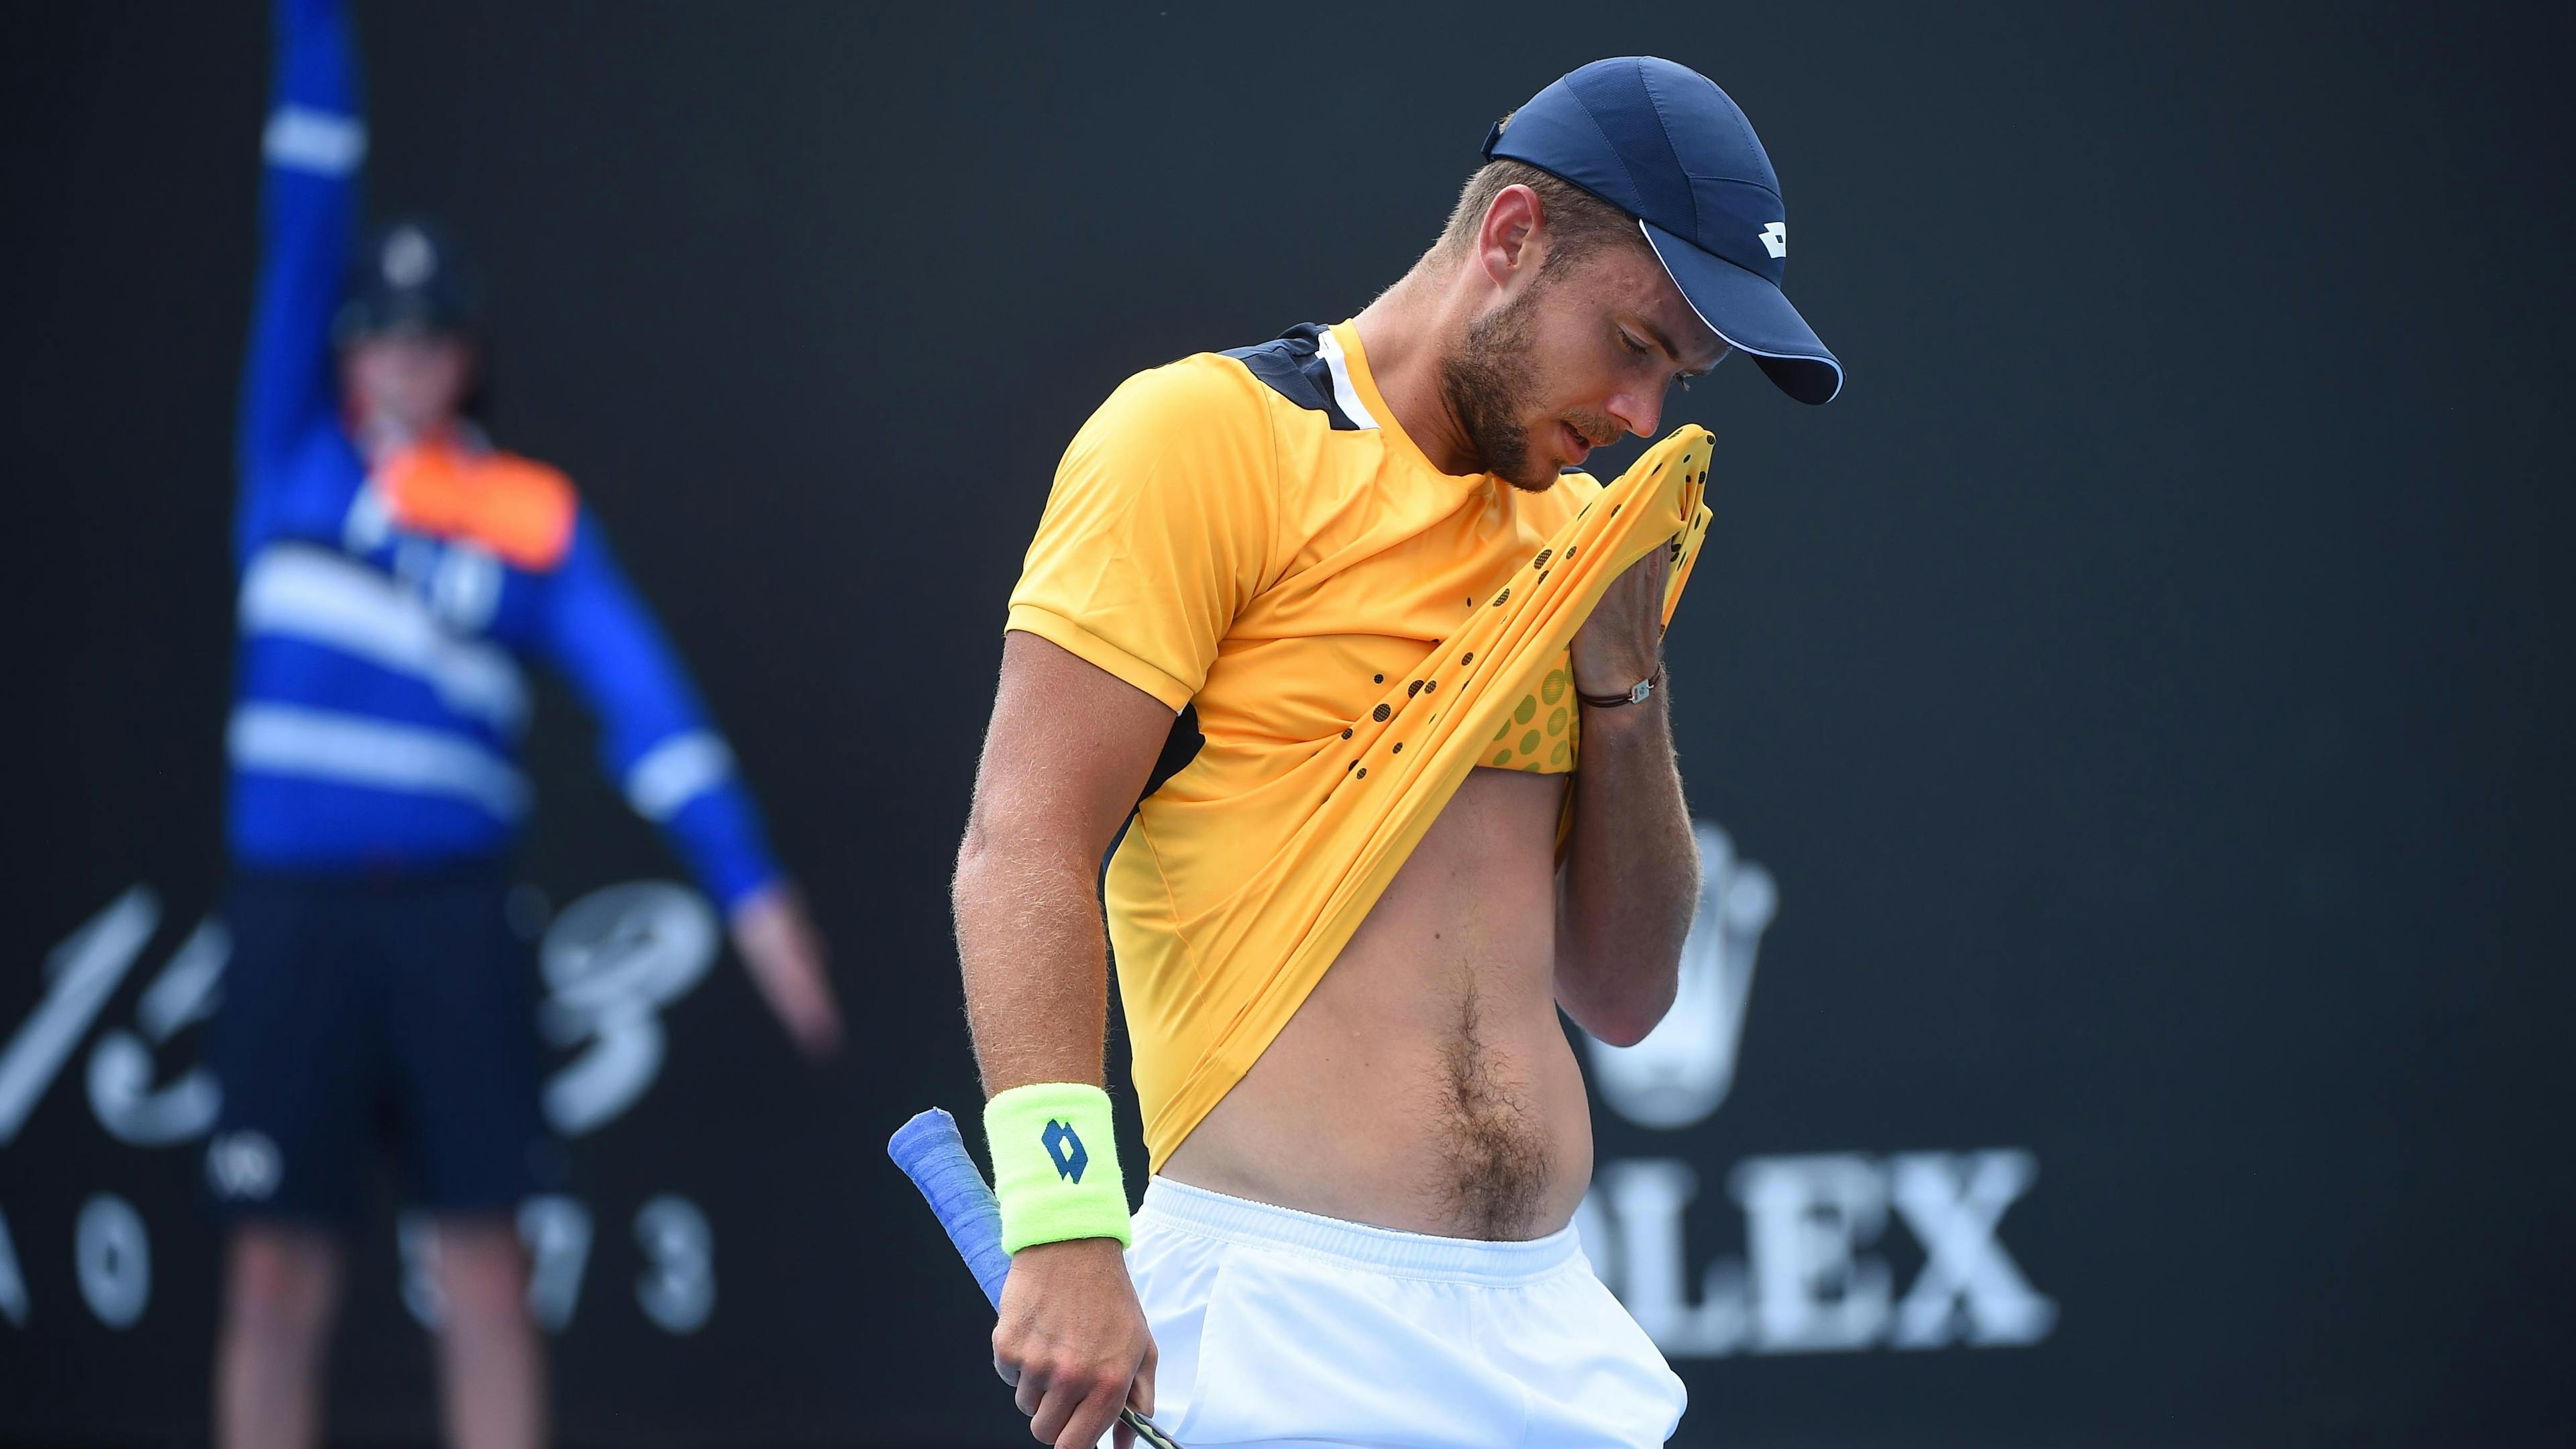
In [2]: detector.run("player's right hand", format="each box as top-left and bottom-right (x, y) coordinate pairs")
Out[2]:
(993, 1236), (1157, 1449)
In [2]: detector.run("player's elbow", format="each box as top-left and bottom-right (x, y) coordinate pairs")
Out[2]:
(949, 811), (1079, 928)
(1589, 1020), (1654, 1049)
(1561, 953), (1680, 1048)
(951, 816), (1001, 920)
(1585, 987), (1678, 1049)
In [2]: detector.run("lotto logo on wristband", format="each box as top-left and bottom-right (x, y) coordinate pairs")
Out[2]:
(987, 1085), (1128, 1250)
(1042, 1120), (1089, 1183)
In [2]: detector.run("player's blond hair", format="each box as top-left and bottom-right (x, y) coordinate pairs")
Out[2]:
(1436, 148), (1650, 277)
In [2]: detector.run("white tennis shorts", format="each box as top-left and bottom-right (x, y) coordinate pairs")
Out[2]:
(1121, 1177), (1686, 1448)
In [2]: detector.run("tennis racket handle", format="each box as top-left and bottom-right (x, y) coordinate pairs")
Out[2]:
(887, 1108), (1012, 1309)
(889, 1110), (1187, 1448)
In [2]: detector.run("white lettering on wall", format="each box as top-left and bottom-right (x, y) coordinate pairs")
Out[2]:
(7, 881), (725, 1337)
(75, 1193), (150, 1329)
(0, 1208), (28, 1328)
(1733, 1153), (1893, 1352)
(1580, 1152), (2051, 1358)
(1888, 1150), (2055, 1348)
(635, 1193), (714, 1335)
(1578, 820), (2057, 1359)
(88, 918), (228, 1146)
(0, 890), (160, 1146)
(538, 883), (718, 1137)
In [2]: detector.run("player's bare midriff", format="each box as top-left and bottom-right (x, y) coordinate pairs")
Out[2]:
(1159, 763), (1591, 1242)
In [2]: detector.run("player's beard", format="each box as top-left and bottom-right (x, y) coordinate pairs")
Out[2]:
(1439, 283), (1559, 492)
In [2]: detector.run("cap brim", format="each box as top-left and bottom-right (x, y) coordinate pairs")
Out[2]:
(1640, 221), (1843, 405)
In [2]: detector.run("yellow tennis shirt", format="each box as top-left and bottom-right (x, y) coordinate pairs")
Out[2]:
(1008, 320), (1712, 1167)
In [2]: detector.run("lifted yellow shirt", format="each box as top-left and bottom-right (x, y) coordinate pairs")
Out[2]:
(1008, 321), (1711, 1167)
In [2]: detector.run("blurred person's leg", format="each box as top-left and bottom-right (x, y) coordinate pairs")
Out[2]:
(215, 1224), (344, 1449)
(207, 875), (374, 1449)
(374, 868), (556, 1449)
(430, 1216), (546, 1449)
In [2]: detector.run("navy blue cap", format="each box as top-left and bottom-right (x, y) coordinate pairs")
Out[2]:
(1485, 57), (1841, 405)
(335, 217), (482, 344)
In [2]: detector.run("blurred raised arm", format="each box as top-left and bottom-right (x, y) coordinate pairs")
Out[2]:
(235, 0), (365, 568)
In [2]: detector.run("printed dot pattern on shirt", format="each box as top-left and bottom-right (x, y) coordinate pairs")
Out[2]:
(1485, 663), (1578, 773)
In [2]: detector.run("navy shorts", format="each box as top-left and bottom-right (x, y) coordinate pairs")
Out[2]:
(205, 865), (555, 1227)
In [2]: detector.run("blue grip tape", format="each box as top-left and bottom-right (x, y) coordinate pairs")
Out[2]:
(887, 1108), (1012, 1309)
(889, 1108), (1188, 1448)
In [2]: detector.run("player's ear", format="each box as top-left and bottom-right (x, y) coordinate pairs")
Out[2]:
(1477, 183), (1544, 286)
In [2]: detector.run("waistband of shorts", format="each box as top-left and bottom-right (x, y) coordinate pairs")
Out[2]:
(1135, 1176), (1582, 1286)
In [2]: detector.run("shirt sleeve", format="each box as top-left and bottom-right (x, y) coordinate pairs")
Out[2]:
(235, 0), (366, 570)
(532, 507), (782, 912)
(1005, 356), (1277, 711)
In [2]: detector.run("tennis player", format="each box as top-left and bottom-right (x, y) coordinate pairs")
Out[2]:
(954, 58), (1839, 1447)
(211, 3), (839, 1446)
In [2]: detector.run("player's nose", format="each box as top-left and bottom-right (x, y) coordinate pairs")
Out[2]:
(1607, 388), (1662, 440)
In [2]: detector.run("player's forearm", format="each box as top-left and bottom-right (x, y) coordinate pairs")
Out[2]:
(1553, 694), (1697, 1046)
(952, 828), (1113, 1093)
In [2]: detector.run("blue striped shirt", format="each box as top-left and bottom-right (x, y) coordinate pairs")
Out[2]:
(229, 0), (778, 910)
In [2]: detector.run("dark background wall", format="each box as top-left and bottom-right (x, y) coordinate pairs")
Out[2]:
(4, 3), (2570, 1445)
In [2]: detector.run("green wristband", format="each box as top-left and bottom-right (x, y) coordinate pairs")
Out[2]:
(984, 1083), (1132, 1252)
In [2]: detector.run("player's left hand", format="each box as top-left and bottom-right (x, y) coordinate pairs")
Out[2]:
(728, 882), (843, 1059)
(1570, 542), (1670, 702)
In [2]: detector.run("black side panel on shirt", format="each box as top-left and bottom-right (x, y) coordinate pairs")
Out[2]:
(1106, 704), (1205, 866)
(1140, 702), (1205, 810)
(1222, 323), (1360, 430)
